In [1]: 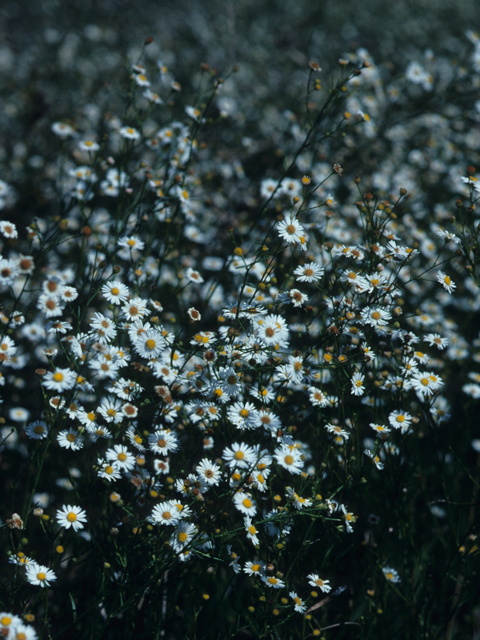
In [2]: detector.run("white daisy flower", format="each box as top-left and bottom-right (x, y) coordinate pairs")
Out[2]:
(233, 492), (257, 516)
(25, 563), (57, 587)
(106, 444), (136, 471)
(56, 505), (88, 531)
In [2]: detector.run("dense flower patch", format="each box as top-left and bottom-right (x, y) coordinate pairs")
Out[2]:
(1, 19), (480, 640)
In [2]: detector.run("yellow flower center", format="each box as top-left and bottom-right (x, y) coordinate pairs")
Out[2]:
(67, 512), (77, 522)
(178, 532), (188, 542)
(37, 572), (47, 581)
(118, 452), (127, 461)
(243, 498), (252, 509)
(53, 372), (64, 382)
(284, 455), (294, 465)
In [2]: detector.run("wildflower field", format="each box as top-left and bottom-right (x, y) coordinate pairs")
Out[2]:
(1, 1), (480, 638)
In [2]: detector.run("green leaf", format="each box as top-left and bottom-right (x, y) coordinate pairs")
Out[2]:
(69, 593), (77, 623)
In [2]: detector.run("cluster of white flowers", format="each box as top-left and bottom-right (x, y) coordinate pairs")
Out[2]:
(1, 30), (480, 637)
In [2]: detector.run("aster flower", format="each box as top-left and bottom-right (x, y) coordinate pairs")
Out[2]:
(437, 271), (456, 294)
(326, 423), (350, 440)
(351, 371), (365, 396)
(408, 371), (443, 397)
(364, 449), (384, 470)
(79, 140), (100, 152)
(277, 215), (305, 245)
(150, 500), (181, 526)
(37, 293), (64, 318)
(0, 336), (18, 360)
(106, 444), (136, 471)
(370, 423), (391, 438)
(308, 386), (329, 407)
(118, 236), (145, 251)
(227, 401), (259, 430)
(361, 307), (392, 328)
(185, 267), (204, 283)
(293, 261), (324, 283)
(25, 421), (49, 440)
(307, 574), (331, 592)
(261, 575), (285, 589)
(233, 492), (257, 516)
(52, 121), (75, 137)
(383, 566), (401, 583)
(0, 221), (17, 239)
(133, 329), (166, 359)
(97, 459), (122, 482)
(288, 288), (308, 307)
(119, 126), (141, 140)
(25, 563), (57, 587)
(90, 312), (117, 344)
(273, 445), (304, 474)
(148, 430), (180, 456)
(244, 516), (260, 545)
(289, 591), (307, 613)
(388, 410), (412, 430)
(196, 458), (221, 486)
(121, 297), (150, 321)
(57, 429), (83, 451)
(56, 505), (88, 531)
(170, 521), (198, 552)
(341, 504), (356, 533)
(244, 560), (266, 576)
(424, 333), (448, 349)
(101, 281), (130, 305)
